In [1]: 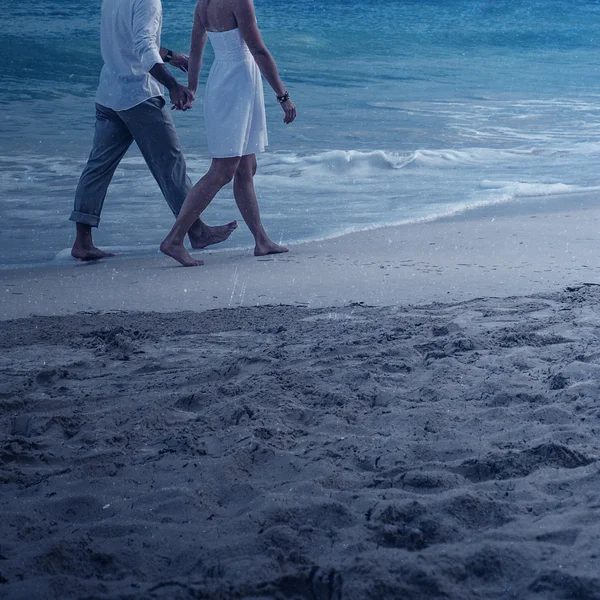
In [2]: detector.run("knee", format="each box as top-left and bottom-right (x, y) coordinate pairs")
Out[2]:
(235, 161), (257, 181)
(209, 166), (237, 187)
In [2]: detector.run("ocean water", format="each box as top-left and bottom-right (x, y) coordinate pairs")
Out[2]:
(2, 0), (600, 267)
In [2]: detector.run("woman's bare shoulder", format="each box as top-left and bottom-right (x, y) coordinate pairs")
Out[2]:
(230, 0), (255, 10)
(193, 0), (204, 16)
(195, 0), (246, 17)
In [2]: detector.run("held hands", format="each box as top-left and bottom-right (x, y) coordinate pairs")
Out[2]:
(166, 51), (191, 111)
(169, 83), (195, 111)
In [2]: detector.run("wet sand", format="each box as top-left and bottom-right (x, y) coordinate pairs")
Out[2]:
(3, 199), (600, 320)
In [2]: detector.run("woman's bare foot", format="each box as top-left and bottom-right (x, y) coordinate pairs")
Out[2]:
(189, 221), (238, 249)
(254, 240), (289, 256)
(160, 239), (204, 267)
(71, 244), (115, 261)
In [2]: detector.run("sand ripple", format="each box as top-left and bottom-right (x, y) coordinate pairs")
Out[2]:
(1, 286), (600, 598)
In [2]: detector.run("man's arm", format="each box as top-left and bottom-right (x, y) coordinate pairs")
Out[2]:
(148, 63), (194, 110)
(160, 47), (189, 73)
(149, 63), (179, 92)
(132, 0), (164, 72)
(131, 0), (193, 109)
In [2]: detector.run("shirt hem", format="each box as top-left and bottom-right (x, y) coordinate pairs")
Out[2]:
(95, 93), (164, 113)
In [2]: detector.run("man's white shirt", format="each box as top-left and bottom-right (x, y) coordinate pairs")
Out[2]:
(96, 0), (165, 111)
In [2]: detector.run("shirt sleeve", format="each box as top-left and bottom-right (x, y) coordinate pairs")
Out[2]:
(132, 0), (164, 71)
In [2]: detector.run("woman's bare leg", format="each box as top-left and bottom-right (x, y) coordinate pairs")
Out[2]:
(160, 157), (241, 266)
(233, 154), (288, 256)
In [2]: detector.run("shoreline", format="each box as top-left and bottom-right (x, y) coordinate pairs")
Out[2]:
(2, 198), (600, 320)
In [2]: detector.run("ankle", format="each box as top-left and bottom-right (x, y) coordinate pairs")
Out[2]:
(254, 232), (270, 246)
(73, 236), (93, 249)
(164, 233), (185, 246)
(74, 226), (94, 247)
(189, 220), (208, 237)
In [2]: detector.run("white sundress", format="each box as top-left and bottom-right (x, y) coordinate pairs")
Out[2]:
(204, 27), (268, 158)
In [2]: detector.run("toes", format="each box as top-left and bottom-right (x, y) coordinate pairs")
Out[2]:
(184, 260), (204, 267)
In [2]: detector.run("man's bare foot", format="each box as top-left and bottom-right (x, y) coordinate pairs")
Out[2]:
(71, 245), (115, 261)
(160, 240), (204, 267)
(189, 221), (238, 249)
(254, 240), (289, 256)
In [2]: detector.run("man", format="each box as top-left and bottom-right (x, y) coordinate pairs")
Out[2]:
(70, 0), (237, 261)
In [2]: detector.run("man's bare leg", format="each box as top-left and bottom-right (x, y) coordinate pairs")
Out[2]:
(71, 223), (115, 261)
(188, 219), (239, 249)
(233, 155), (288, 256)
(160, 157), (241, 267)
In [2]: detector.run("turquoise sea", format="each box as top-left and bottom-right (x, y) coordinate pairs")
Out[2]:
(2, 0), (600, 266)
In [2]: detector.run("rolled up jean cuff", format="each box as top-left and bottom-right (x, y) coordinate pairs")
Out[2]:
(69, 211), (100, 227)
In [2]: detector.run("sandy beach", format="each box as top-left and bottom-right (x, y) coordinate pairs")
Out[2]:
(3, 197), (600, 320)
(2, 203), (600, 598)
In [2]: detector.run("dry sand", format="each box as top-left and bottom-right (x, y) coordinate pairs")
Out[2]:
(2, 204), (600, 599)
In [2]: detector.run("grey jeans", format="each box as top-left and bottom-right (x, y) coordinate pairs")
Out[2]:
(70, 96), (192, 227)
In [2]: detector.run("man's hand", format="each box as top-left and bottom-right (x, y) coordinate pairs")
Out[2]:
(169, 52), (189, 73)
(169, 82), (194, 111)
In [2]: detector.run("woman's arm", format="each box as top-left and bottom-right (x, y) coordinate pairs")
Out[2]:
(234, 0), (296, 123)
(188, 5), (208, 94)
(234, 0), (286, 96)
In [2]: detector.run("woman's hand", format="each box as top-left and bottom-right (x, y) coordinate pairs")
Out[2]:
(281, 99), (296, 124)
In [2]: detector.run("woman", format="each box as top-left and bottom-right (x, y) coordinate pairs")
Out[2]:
(160, 0), (296, 266)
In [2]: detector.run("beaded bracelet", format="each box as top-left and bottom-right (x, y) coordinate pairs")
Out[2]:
(277, 91), (290, 104)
